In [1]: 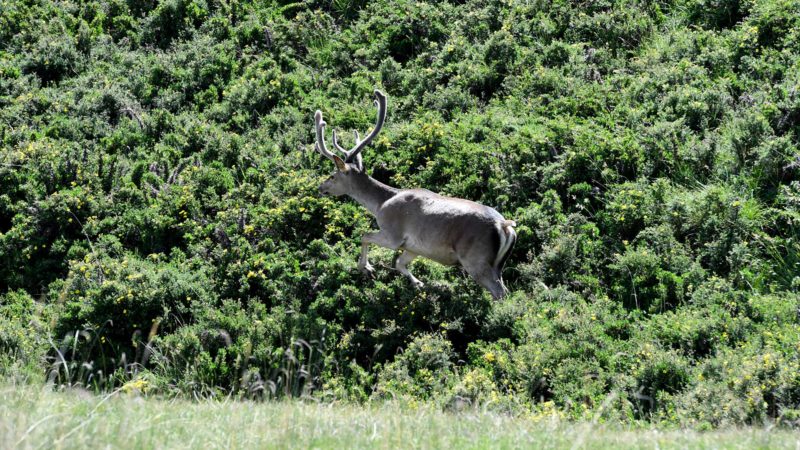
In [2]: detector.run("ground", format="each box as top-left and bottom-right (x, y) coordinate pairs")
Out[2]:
(1, 383), (796, 449)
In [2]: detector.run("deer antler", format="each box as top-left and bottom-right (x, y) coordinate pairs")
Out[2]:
(314, 90), (386, 170)
(347, 90), (386, 161)
(331, 130), (348, 154)
(332, 130), (365, 170)
(314, 110), (338, 163)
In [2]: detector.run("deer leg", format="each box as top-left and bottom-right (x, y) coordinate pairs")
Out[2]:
(462, 263), (507, 300)
(394, 251), (423, 289)
(358, 231), (403, 277)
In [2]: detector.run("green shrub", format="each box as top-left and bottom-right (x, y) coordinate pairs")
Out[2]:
(0, 290), (49, 382)
(21, 32), (81, 85)
(374, 333), (456, 400)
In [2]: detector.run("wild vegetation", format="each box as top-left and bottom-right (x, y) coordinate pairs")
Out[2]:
(2, 383), (798, 449)
(1, 0), (799, 429)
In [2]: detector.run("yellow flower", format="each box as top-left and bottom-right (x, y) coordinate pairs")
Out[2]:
(122, 378), (149, 394)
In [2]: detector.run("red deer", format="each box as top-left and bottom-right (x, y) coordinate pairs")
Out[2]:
(314, 90), (516, 299)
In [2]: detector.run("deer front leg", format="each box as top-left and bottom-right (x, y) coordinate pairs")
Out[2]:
(394, 250), (423, 289)
(358, 231), (403, 277)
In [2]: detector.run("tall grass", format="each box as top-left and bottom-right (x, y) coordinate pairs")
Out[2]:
(1, 382), (797, 449)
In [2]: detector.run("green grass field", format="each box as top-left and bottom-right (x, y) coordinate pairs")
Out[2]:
(1, 384), (796, 450)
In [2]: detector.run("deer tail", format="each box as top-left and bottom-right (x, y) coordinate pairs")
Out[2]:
(493, 220), (517, 270)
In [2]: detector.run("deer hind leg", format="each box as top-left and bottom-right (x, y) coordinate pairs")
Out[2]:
(358, 231), (404, 277)
(394, 250), (423, 289)
(463, 262), (507, 300)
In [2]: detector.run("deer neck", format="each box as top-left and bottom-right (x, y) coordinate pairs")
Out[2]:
(348, 173), (398, 215)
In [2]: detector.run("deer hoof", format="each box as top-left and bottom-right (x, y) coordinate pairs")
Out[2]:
(359, 264), (375, 278)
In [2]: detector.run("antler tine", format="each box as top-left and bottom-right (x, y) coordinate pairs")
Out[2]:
(331, 129), (348, 154)
(348, 130), (364, 168)
(314, 110), (338, 162)
(340, 130), (362, 159)
(333, 126), (365, 170)
(348, 90), (387, 160)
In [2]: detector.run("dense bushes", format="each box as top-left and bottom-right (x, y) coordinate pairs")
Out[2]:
(2, 0), (800, 427)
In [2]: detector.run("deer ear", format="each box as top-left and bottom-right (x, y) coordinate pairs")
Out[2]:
(333, 155), (348, 172)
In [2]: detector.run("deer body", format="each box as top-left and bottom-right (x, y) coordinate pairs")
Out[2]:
(314, 90), (516, 299)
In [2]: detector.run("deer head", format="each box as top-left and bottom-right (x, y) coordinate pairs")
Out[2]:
(315, 90), (387, 197)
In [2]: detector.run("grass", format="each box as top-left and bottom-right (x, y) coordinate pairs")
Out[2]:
(1, 383), (798, 449)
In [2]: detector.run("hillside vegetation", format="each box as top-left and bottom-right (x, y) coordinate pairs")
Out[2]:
(1, 0), (800, 428)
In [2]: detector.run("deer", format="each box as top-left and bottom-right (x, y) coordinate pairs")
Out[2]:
(313, 89), (516, 299)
